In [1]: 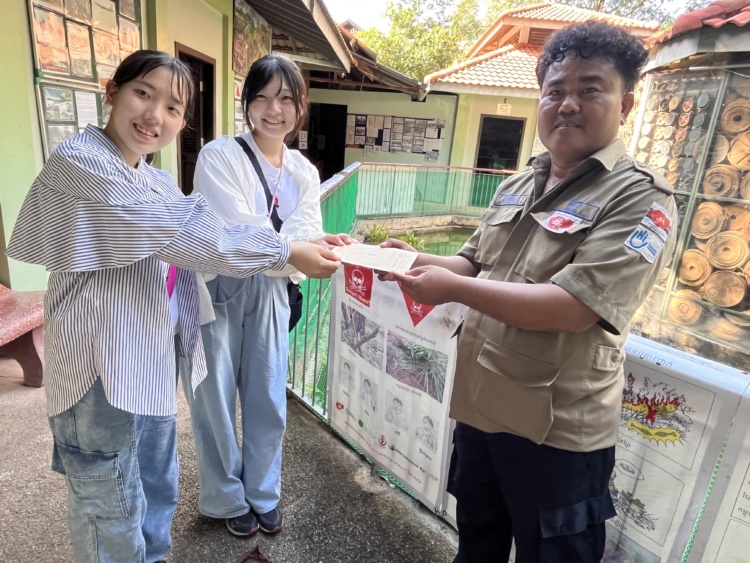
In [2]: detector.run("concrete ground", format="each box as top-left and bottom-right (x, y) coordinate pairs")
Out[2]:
(0, 358), (457, 562)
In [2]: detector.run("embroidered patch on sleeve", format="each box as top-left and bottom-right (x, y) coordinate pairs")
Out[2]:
(624, 202), (672, 263)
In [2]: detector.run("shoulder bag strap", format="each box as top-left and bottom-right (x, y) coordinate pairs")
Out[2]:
(234, 136), (283, 233)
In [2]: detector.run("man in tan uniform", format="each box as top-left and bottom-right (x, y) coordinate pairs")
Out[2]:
(384, 21), (677, 563)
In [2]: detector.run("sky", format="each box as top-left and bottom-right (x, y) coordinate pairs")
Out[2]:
(323, 0), (390, 32)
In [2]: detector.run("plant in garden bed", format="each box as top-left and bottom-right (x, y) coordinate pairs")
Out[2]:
(366, 224), (390, 245)
(397, 231), (425, 251)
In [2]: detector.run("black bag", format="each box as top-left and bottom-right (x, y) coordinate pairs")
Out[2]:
(235, 136), (303, 332)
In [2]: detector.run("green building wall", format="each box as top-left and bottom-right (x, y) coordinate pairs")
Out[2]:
(448, 92), (540, 172)
(1, 1), (47, 290)
(308, 89), (459, 168)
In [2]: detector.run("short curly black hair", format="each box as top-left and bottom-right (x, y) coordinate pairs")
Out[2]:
(536, 21), (648, 93)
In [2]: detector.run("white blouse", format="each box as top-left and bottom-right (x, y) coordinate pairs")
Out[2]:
(192, 133), (325, 322)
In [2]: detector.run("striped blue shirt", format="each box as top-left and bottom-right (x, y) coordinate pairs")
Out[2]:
(6, 125), (290, 416)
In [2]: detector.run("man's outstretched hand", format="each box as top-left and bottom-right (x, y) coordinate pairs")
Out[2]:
(391, 265), (459, 306)
(377, 238), (421, 282)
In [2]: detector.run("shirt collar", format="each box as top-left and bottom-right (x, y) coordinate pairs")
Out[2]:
(530, 138), (626, 173)
(84, 124), (146, 170)
(243, 132), (291, 171)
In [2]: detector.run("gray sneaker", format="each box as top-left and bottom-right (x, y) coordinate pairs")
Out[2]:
(226, 510), (259, 537)
(256, 507), (283, 534)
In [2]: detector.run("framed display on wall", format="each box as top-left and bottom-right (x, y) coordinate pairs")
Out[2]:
(27, 0), (143, 158)
(346, 113), (445, 161)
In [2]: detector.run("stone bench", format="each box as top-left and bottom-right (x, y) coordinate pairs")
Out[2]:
(0, 284), (45, 387)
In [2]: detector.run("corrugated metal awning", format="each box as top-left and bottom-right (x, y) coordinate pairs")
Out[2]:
(245, 0), (351, 72)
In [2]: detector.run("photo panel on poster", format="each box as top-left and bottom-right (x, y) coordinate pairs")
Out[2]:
(66, 20), (93, 77)
(74, 90), (98, 129)
(66, 0), (93, 23)
(92, 0), (118, 35)
(359, 372), (378, 415)
(385, 330), (447, 403)
(345, 113), (442, 154)
(47, 124), (77, 153)
(119, 19), (140, 54)
(34, 0), (64, 12)
(340, 302), (384, 371)
(119, 0), (137, 20)
(93, 30), (120, 67)
(385, 389), (410, 433)
(339, 356), (356, 392)
(34, 7), (66, 46)
(43, 87), (75, 122)
(609, 450), (685, 547)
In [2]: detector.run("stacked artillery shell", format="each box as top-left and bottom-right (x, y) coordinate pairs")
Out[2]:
(636, 71), (750, 347)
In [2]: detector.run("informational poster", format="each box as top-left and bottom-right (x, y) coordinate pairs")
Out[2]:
(346, 113), (444, 156)
(93, 29), (120, 67)
(92, 0), (119, 35)
(602, 335), (749, 563)
(74, 90), (99, 130)
(43, 86), (75, 122)
(687, 385), (750, 562)
(329, 254), (465, 509)
(119, 0), (137, 20)
(118, 18), (140, 55)
(233, 78), (246, 136)
(67, 21), (93, 77)
(33, 7), (68, 74)
(65, 0), (92, 23)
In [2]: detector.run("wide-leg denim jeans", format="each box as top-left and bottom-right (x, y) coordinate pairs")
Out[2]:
(48, 378), (178, 563)
(181, 273), (289, 518)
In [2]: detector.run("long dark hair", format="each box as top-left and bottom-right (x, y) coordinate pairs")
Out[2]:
(241, 54), (307, 142)
(109, 50), (195, 116)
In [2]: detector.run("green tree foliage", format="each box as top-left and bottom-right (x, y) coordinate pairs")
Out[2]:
(354, 0), (714, 81)
(356, 0), (530, 81)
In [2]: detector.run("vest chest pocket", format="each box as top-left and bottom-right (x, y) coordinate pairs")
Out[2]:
(474, 206), (522, 266)
(514, 211), (591, 283)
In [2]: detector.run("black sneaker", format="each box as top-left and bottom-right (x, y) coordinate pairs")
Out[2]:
(256, 507), (283, 534)
(226, 510), (259, 537)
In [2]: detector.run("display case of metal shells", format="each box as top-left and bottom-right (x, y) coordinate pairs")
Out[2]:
(630, 68), (750, 369)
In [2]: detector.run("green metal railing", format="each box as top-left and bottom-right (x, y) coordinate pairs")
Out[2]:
(287, 170), (359, 412)
(355, 163), (514, 218)
(286, 162), (516, 415)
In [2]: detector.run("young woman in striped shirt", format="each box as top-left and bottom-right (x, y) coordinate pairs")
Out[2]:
(7, 50), (339, 563)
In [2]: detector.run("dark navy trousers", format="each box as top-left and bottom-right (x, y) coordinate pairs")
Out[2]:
(448, 422), (616, 563)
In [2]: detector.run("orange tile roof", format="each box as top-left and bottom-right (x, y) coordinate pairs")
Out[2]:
(501, 3), (659, 30)
(647, 0), (750, 45)
(467, 3), (657, 60)
(425, 44), (542, 90)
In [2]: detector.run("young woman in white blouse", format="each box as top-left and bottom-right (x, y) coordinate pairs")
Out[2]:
(182, 54), (352, 537)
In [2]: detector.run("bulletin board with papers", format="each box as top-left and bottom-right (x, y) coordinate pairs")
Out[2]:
(27, 0), (143, 157)
(346, 114), (446, 162)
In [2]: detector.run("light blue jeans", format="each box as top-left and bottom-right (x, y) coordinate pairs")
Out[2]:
(48, 378), (178, 563)
(181, 273), (289, 518)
